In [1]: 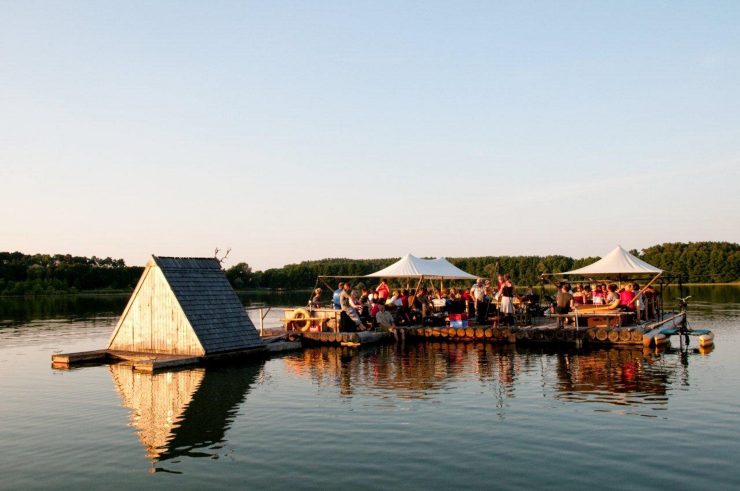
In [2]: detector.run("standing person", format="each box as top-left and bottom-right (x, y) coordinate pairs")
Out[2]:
(413, 288), (428, 320)
(376, 279), (390, 303)
(555, 283), (573, 328)
(644, 285), (656, 319)
(340, 282), (364, 331)
(471, 279), (488, 324)
(633, 283), (645, 323)
(310, 288), (322, 308)
(462, 288), (473, 317)
(498, 274), (515, 326)
(332, 282), (344, 310)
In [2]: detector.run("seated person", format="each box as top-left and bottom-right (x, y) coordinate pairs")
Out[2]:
(340, 283), (366, 331)
(386, 290), (401, 310)
(583, 284), (593, 304)
(572, 284), (586, 305)
(375, 303), (404, 341)
(619, 283), (636, 311)
(606, 284), (620, 305)
(591, 285), (605, 305)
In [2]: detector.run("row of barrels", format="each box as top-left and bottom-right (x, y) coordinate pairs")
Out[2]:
(406, 326), (515, 341)
(587, 327), (644, 344)
(301, 331), (361, 344)
(515, 328), (584, 343)
(299, 326), (643, 345)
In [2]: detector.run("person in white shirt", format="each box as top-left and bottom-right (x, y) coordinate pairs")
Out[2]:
(470, 279), (488, 323)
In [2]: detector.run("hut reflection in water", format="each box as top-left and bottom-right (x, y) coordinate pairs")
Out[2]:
(109, 361), (264, 466)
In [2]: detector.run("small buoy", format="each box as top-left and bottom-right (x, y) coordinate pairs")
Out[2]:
(698, 332), (714, 347)
(654, 333), (670, 346)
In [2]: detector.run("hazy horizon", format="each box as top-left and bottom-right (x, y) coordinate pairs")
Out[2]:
(3, 2), (739, 270)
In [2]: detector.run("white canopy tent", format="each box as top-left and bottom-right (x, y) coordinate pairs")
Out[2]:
(554, 246), (665, 309)
(562, 246), (662, 276)
(365, 254), (477, 280)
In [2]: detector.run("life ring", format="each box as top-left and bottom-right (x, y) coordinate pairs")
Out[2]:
(289, 308), (312, 332)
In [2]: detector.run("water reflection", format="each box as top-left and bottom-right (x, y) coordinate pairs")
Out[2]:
(282, 343), (523, 399)
(554, 349), (670, 407)
(281, 342), (714, 412)
(109, 360), (264, 469)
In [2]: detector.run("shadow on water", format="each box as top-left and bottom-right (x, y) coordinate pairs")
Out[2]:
(109, 359), (265, 472)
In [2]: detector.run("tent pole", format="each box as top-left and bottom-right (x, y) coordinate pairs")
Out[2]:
(628, 272), (662, 307)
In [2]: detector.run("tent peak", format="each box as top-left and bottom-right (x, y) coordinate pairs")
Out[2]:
(365, 254), (476, 280)
(562, 245), (662, 276)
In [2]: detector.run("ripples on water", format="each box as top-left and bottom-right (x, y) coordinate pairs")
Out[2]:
(0, 287), (739, 490)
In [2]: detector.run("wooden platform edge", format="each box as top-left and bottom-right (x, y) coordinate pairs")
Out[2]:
(52, 345), (269, 372)
(266, 341), (302, 353)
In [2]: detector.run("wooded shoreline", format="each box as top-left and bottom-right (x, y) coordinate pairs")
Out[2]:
(1, 241), (738, 295)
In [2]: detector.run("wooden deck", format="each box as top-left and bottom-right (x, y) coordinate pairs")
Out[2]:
(52, 345), (267, 372)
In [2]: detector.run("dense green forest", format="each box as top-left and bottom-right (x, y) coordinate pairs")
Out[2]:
(236, 241), (740, 290)
(1, 242), (738, 295)
(0, 252), (143, 295)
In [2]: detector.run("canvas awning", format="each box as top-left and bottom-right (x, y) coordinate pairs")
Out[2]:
(365, 254), (477, 280)
(562, 246), (663, 276)
(429, 257), (479, 280)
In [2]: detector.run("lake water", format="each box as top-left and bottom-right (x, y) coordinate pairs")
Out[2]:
(1, 286), (739, 490)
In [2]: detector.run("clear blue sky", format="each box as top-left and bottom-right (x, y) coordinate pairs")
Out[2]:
(2, 1), (739, 269)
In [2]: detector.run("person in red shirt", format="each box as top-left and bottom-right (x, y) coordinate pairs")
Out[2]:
(619, 283), (636, 310)
(376, 279), (390, 302)
(370, 299), (381, 318)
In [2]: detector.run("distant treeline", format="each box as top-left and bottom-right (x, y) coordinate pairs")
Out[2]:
(0, 252), (143, 295)
(1, 242), (738, 296)
(233, 241), (740, 290)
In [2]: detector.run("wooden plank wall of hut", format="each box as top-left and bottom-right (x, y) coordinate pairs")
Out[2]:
(109, 267), (204, 356)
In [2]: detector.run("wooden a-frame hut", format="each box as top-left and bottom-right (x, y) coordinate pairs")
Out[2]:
(107, 256), (264, 357)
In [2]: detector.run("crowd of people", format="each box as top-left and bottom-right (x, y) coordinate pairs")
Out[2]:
(553, 282), (658, 327)
(309, 275), (522, 340)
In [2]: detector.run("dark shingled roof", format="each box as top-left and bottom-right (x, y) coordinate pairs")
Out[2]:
(152, 256), (264, 353)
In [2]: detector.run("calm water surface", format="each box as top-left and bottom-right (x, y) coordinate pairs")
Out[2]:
(1, 287), (739, 490)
